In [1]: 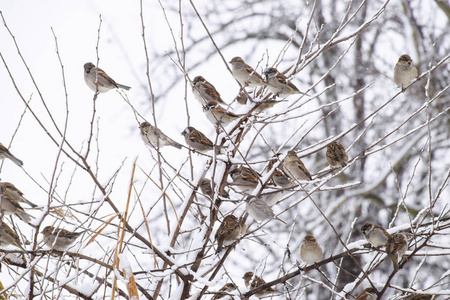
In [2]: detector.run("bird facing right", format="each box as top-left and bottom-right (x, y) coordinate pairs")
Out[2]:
(300, 235), (323, 265)
(326, 141), (348, 168)
(0, 142), (23, 166)
(394, 54), (418, 89)
(83, 62), (131, 93)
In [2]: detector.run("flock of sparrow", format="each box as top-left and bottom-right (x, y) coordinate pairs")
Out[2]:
(0, 54), (420, 299)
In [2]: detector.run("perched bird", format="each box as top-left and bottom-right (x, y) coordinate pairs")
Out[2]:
(242, 272), (277, 298)
(394, 54), (418, 89)
(355, 287), (378, 300)
(1, 193), (34, 223)
(0, 142), (23, 166)
(263, 67), (308, 98)
(245, 196), (285, 224)
(211, 283), (237, 300)
(267, 158), (295, 188)
(0, 221), (25, 250)
(300, 235), (323, 265)
(199, 179), (229, 199)
(215, 215), (243, 254)
(192, 76), (228, 106)
(181, 126), (215, 153)
(140, 122), (182, 149)
(203, 101), (243, 126)
(83, 62), (131, 93)
(326, 141), (348, 168)
(283, 150), (312, 181)
(229, 57), (267, 88)
(229, 166), (260, 193)
(386, 232), (409, 271)
(41, 226), (85, 251)
(1, 182), (37, 208)
(360, 222), (391, 247)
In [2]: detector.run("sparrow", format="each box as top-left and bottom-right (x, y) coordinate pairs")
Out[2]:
(242, 272), (277, 298)
(386, 232), (409, 271)
(394, 54), (418, 89)
(229, 166), (260, 193)
(1, 182), (37, 208)
(211, 283), (237, 300)
(245, 196), (285, 224)
(0, 142), (23, 166)
(83, 62), (131, 93)
(1, 193), (34, 223)
(263, 67), (308, 98)
(326, 141), (348, 168)
(139, 122), (182, 149)
(203, 101), (243, 126)
(283, 150), (312, 181)
(192, 76), (228, 106)
(0, 221), (25, 249)
(41, 226), (85, 251)
(355, 287), (377, 300)
(360, 222), (391, 247)
(215, 215), (243, 254)
(199, 179), (229, 199)
(181, 126), (214, 153)
(267, 158), (295, 188)
(229, 56), (267, 88)
(300, 235), (323, 265)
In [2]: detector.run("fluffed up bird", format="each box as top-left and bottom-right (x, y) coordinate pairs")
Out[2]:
(229, 56), (267, 88)
(386, 232), (409, 271)
(242, 272), (278, 298)
(181, 126), (215, 153)
(245, 196), (285, 224)
(1, 193), (34, 224)
(360, 222), (391, 247)
(229, 165), (260, 193)
(83, 62), (131, 93)
(263, 67), (308, 98)
(283, 150), (312, 182)
(300, 235), (323, 265)
(0, 142), (23, 166)
(140, 121), (182, 149)
(1, 182), (37, 208)
(394, 54), (418, 89)
(41, 226), (85, 251)
(203, 101), (244, 126)
(355, 287), (378, 300)
(192, 76), (228, 106)
(326, 141), (348, 168)
(211, 283), (237, 300)
(215, 215), (243, 254)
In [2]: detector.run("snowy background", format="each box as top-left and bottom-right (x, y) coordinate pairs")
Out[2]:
(0, 0), (449, 299)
